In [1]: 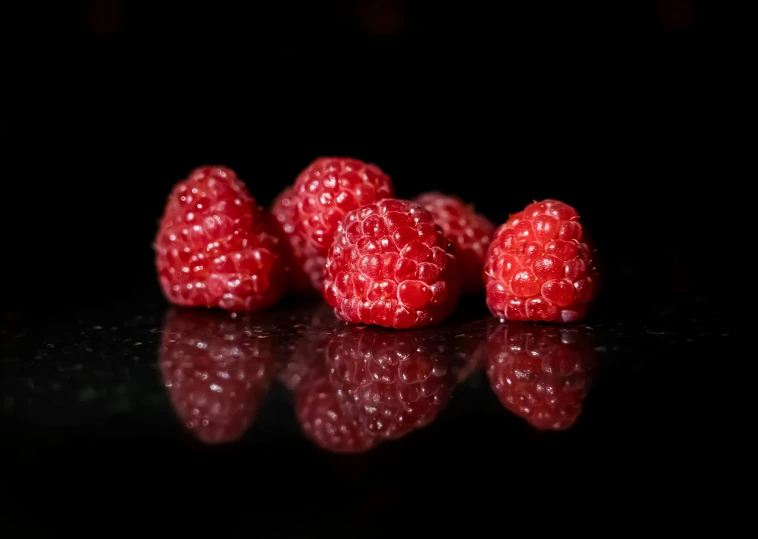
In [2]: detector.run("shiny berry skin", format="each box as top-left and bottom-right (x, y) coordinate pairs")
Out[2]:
(270, 187), (324, 295)
(159, 309), (274, 444)
(323, 199), (462, 329)
(294, 157), (394, 253)
(155, 166), (286, 311)
(484, 199), (598, 323)
(414, 192), (495, 294)
(272, 157), (394, 292)
(325, 326), (458, 441)
(486, 322), (596, 430)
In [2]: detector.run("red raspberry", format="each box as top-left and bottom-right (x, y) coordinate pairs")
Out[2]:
(155, 166), (285, 311)
(323, 199), (461, 329)
(272, 157), (394, 292)
(270, 187), (324, 295)
(484, 199), (598, 323)
(414, 192), (495, 293)
(325, 326), (458, 440)
(158, 309), (274, 444)
(486, 322), (596, 430)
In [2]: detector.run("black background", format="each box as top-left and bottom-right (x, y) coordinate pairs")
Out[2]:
(3, 0), (744, 314)
(0, 2), (746, 535)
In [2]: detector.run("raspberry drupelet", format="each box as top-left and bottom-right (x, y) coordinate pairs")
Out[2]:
(155, 166), (286, 311)
(323, 199), (461, 329)
(271, 157), (394, 292)
(414, 191), (495, 293)
(484, 199), (598, 323)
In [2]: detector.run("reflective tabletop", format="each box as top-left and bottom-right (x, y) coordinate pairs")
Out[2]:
(0, 296), (732, 535)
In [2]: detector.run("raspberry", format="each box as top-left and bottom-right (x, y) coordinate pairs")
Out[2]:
(484, 199), (598, 323)
(270, 187), (325, 295)
(325, 326), (457, 440)
(158, 309), (274, 444)
(414, 192), (495, 293)
(486, 322), (596, 430)
(323, 199), (461, 329)
(155, 166), (285, 311)
(272, 157), (394, 292)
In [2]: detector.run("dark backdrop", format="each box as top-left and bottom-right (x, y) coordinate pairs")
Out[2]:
(2, 0), (743, 314)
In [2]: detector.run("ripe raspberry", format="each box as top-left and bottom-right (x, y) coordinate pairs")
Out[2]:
(486, 322), (596, 430)
(270, 187), (325, 295)
(414, 192), (495, 293)
(325, 326), (458, 440)
(155, 166), (285, 311)
(272, 157), (394, 292)
(484, 199), (598, 323)
(159, 309), (274, 444)
(323, 199), (461, 329)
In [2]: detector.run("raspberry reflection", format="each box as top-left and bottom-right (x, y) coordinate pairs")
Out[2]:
(326, 327), (458, 440)
(295, 361), (380, 454)
(486, 322), (596, 430)
(159, 309), (274, 444)
(288, 324), (473, 453)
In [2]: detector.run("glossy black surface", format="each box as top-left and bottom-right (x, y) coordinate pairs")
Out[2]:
(3, 4), (744, 531)
(1, 295), (732, 535)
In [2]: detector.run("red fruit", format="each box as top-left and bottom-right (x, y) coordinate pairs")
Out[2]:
(270, 188), (324, 295)
(159, 309), (274, 444)
(272, 157), (394, 292)
(323, 199), (461, 329)
(414, 192), (495, 293)
(155, 166), (285, 311)
(325, 326), (457, 440)
(484, 199), (598, 323)
(486, 322), (596, 430)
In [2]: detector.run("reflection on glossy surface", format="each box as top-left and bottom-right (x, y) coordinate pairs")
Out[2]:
(294, 357), (379, 453)
(277, 302), (343, 392)
(326, 327), (459, 440)
(159, 309), (274, 444)
(2, 296), (734, 535)
(486, 322), (596, 430)
(285, 322), (474, 453)
(281, 304), (378, 453)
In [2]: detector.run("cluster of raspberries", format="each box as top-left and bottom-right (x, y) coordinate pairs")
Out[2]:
(155, 158), (599, 328)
